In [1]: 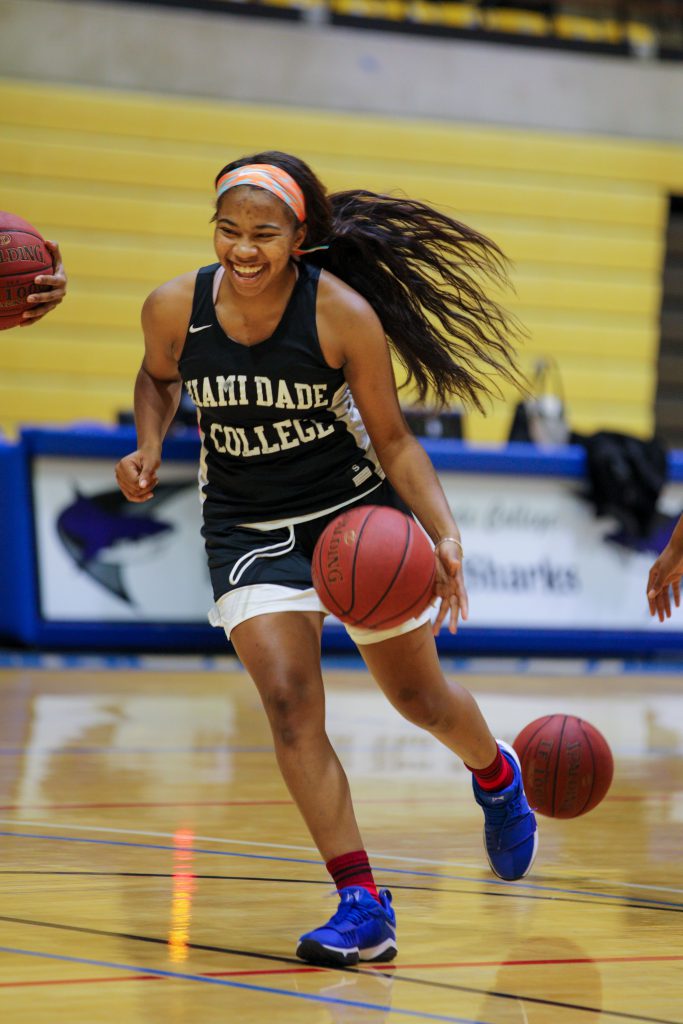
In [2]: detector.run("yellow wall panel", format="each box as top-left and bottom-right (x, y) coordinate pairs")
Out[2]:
(519, 317), (657, 361)
(32, 239), (211, 287)
(45, 288), (144, 331)
(0, 77), (676, 441)
(493, 225), (662, 273)
(0, 181), (210, 239)
(511, 273), (659, 316)
(0, 382), (133, 424)
(2, 166), (662, 235)
(4, 77), (683, 189)
(0, 336), (141, 378)
(2, 131), (215, 194)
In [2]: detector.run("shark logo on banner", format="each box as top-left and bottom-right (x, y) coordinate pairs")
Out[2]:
(56, 484), (189, 603)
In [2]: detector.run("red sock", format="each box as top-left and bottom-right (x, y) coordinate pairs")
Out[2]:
(467, 745), (514, 791)
(326, 849), (379, 901)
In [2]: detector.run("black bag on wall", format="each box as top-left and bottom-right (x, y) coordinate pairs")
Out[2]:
(574, 430), (668, 538)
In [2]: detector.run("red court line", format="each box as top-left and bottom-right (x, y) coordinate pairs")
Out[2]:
(2, 953), (682, 989)
(0, 794), (673, 811)
(0, 966), (323, 989)
(0, 973), (160, 989)
(0, 798), (465, 811)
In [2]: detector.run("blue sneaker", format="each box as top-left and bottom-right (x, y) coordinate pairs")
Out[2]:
(472, 740), (538, 881)
(296, 887), (397, 967)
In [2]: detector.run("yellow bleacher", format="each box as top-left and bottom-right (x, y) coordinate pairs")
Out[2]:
(1, 76), (679, 441)
(235, 1), (658, 52)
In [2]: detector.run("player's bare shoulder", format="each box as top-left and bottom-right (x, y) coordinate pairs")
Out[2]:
(143, 271), (196, 328)
(317, 268), (378, 324)
(316, 269), (384, 366)
(142, 271), (198, 360)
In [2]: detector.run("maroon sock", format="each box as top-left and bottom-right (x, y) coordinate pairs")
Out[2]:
(326, 849), (379, 901)
(467, 745), (514, 791)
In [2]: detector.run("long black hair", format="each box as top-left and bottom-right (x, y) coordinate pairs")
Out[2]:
(214, 151), (525, 410)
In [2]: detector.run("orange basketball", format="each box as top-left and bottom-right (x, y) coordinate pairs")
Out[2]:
(0, 212), (52, 329)
(312, 505), (435, 630)
(513, 714), (614, 818)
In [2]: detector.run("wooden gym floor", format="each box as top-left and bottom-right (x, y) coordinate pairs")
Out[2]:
(0, 656), (681, 1023)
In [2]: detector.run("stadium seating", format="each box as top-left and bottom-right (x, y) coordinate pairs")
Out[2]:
(196, 1), (664, 55)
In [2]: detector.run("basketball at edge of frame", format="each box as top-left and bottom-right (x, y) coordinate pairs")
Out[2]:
(0, 212), (53, 330)
(311, 504), (436, 630)
(513, 714), (614, 819)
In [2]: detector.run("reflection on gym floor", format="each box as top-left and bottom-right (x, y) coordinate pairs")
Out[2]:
(0, 659), (681, 1024)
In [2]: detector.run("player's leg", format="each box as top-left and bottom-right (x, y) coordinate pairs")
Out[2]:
(355, 621), (495, 764)
(231, 610), (361, 861)
(355, 622), (537, 881)
(230, 610), (397, 966)
(207, 524), (353, 856)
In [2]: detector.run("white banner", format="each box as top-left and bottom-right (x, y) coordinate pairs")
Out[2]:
(442, 472), (683, 631)
(32, 457), (682, 633)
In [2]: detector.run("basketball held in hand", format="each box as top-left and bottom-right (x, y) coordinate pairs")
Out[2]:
(312, 505), (436, 630)
(513, 714), (614, 818)
(0, 212), (53, 330)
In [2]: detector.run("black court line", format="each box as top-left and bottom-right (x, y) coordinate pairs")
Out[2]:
(0, 913), (678, 1024)
(1, 870), (681, 916)
(2, 829), (682, 911)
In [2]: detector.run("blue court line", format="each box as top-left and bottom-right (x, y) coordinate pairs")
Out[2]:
(1, 831), (681, 910)
(0, 831), (319, 866)
(0, 945), (490, 1024)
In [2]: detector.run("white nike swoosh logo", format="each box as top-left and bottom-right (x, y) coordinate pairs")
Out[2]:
(189, 324), (212, 333)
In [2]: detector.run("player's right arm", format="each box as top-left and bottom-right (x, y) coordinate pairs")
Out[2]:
(115, 274), (195, 503)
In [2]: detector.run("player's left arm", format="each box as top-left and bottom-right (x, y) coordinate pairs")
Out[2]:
(317, 274), (468, 632)
(20, 241), (67, 326)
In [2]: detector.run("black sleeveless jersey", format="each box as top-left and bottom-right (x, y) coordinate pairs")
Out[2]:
(178, 262), (385, 527)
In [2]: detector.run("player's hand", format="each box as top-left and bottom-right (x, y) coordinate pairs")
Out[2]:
(432, 540), (469, 635)
(115, 447), (161, 503)
(647, 546), (683, 621)
(21, 240), (67, 326)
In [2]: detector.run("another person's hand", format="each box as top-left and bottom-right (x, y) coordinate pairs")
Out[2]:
(647, 542), (683, 621)
(21, 240), (67, 326)
(115, 447), (161, 503)
(432, 538), (469, 635)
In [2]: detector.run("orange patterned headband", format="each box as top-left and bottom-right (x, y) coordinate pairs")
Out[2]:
(215, 164), (306, 223)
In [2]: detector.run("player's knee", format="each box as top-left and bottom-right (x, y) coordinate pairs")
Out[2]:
(393, 685), (451, 732)
(263, 676), (322, 747)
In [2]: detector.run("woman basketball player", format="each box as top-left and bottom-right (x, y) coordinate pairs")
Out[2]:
(114, 153), (538, 966)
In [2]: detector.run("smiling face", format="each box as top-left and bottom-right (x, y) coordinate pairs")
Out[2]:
(213, 186), (306, 297)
